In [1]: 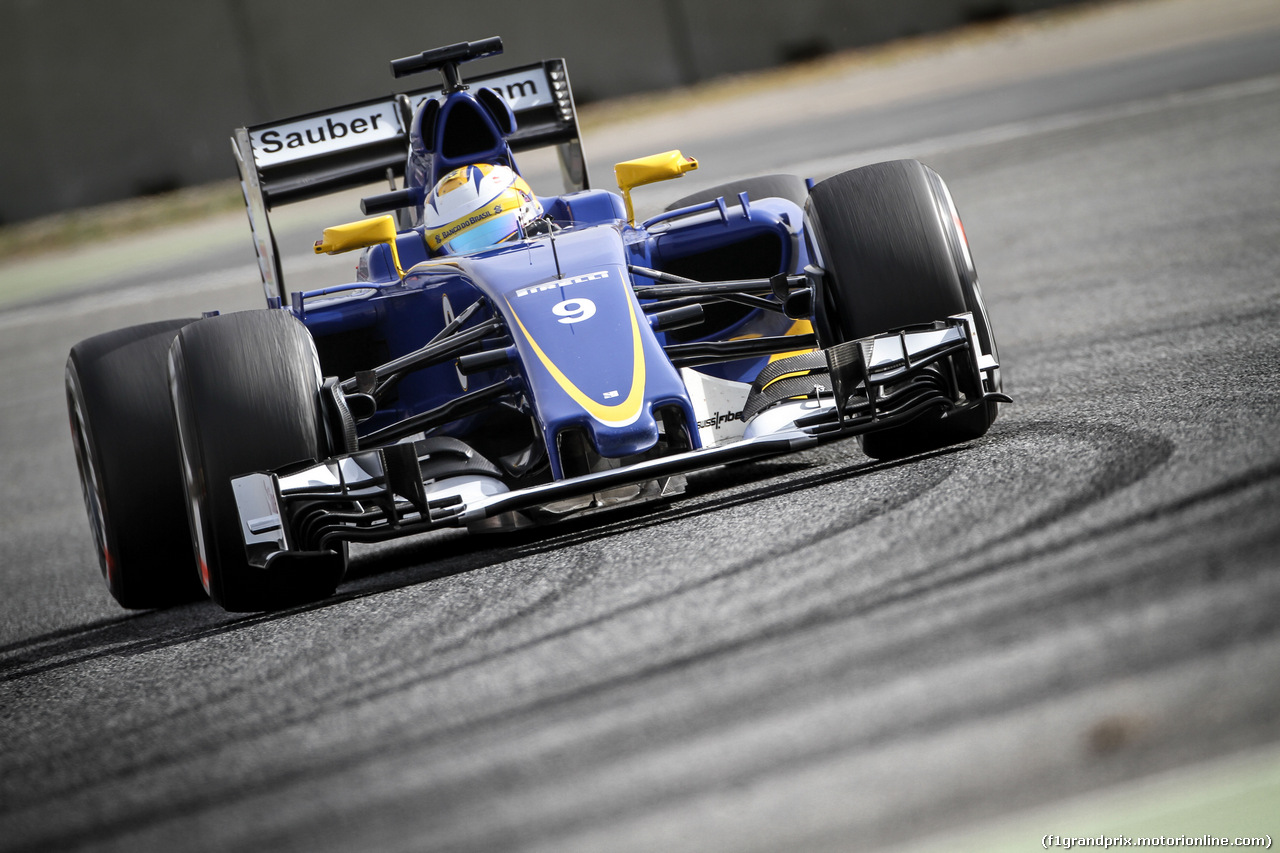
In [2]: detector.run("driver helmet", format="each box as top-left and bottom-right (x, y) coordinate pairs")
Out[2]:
(422, 164), (542, 255)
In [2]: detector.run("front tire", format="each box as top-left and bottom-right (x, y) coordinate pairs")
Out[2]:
(169, 310), (346, 611)
(66, 319), (205, 608)
(805, 159), (1000, 460)
(666, 173), (809, 212)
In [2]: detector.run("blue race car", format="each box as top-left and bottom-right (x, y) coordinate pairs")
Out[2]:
(66, 37), (1007, 611)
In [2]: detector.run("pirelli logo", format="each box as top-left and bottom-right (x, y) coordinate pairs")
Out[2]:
(515, 270), (609, 298)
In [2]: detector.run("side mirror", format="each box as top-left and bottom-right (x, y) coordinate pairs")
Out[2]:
(614, 150), (699, 225)
(314, 215), (403, 277)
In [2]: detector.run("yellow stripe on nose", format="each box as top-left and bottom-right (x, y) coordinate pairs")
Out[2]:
(505, 296), (647, 428)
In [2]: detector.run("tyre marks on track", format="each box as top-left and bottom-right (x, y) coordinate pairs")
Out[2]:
(7, 405), (1274, 852)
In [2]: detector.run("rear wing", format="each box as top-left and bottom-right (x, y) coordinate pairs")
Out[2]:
(231, 58), (588, 302)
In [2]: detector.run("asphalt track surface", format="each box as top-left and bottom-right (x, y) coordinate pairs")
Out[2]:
(2, 6), (1279, 852)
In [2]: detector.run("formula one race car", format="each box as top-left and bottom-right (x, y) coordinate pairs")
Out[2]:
(66, 37), (1007, 611)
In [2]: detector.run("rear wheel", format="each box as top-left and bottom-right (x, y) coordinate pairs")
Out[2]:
(665, 174), (808, 211)
(805, 159), (1000, 460)
(66, 319), (204, 608)
(169, 310), (347, 611)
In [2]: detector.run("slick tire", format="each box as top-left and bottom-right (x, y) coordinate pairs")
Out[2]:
(66, 319), (205, 608)
(169, 310), (347, 611)
(805, 159), (1000, 460)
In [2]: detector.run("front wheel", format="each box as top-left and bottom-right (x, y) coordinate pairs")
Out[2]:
(169, 310), (347, 611)
(805, 159), (1001, 460)
(665, 173), (809, 212)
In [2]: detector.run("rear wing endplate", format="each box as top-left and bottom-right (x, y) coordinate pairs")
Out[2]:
(231, 59), (587, 301)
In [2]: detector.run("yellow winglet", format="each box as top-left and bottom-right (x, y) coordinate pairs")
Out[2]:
(313, 215), (403, 278)
(614, 150), (699, 225)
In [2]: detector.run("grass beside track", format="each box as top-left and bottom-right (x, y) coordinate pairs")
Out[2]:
(894, 745), (1280, 853)
(0, 181), (246, 263)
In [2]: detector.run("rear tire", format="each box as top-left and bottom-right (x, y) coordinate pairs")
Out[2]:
(805, 159), (999, 460)
(66, 319), (205, 608)
(169, 310), (347, 611)
(665, 174), (808, 211)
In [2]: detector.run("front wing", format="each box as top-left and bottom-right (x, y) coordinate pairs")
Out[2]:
(229, 315), (1006, 572)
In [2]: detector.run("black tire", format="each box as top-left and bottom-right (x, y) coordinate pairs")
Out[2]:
(805, 159), (999, 460)
(665, 174), (809, 212)
(66, 319), (205, 608)
(169, 310), (346, 611)
(923, 165), (1002, 397)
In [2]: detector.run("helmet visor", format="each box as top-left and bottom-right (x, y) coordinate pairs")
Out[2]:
(439, 209), (521, 255)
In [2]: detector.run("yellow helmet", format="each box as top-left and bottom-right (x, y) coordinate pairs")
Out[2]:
(422, 164), (542, 255)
